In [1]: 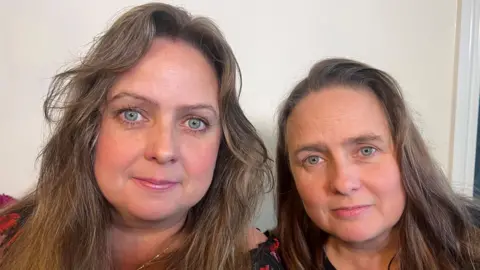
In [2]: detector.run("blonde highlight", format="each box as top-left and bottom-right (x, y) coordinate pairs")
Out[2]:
(0, 3), (273, 269)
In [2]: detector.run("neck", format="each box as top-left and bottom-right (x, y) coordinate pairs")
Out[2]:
(325, 229), (399, 270)
(110, 212), (187, 270)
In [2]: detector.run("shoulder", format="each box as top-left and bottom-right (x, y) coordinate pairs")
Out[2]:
(0, 213), (21, 235)
(0, 194), (19, 240)
(250, 230), (283, 270)
(468, 204), (480, 227)
(0, 194), (16, 209)
(463, 199), (480, 227)
(0, 212), (22, 247)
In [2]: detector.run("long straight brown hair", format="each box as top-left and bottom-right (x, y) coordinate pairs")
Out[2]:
(275, 58), (480, 270)
(0, 3), (273, 269)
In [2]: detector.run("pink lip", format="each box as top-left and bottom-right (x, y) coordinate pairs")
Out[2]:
(133, 177), (179, 191)
(332, 205), (371, 218)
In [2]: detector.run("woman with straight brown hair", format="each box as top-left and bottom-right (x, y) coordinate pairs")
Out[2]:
(0, 2), (283, 269)
(274, 58), (480, 269)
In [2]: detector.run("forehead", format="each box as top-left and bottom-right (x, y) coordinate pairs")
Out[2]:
(286, 86), (391, 147)
(109, 38), (218, 105)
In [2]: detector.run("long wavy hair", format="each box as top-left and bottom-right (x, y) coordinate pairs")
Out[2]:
(275, 58), (480, 270)
(0, 3), (273, 269)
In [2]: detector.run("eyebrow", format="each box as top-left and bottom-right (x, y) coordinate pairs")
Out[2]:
(108, 92), (218, 117)
(177, 104), (218, 118)
(108, 92), (157, 106)
(293, 133), (383, 155)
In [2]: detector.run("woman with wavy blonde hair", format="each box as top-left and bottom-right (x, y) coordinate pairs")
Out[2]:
(275, 58), (480, 270)
(0, 3), (283, 269)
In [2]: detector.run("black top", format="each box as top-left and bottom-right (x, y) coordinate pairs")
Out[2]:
(323, 255), (336, 270)
(322, 206), (480, 270)
(250, 234), (284, 270)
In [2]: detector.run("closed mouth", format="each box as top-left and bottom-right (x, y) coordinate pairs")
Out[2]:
(132, 177), (179, 191)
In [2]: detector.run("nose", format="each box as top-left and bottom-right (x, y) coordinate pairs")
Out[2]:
(144, 121), (178, 164)
(328, 158), (361, 195)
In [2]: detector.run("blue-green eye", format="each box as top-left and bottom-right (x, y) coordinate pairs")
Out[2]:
(122, 110), (142, 122)
(360, 147), (376, 157)
(306, 155), (322, 165)
(186, 118), (206, 130)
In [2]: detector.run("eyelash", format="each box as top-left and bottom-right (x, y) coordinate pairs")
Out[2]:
(300, 146), (377, 166)
(356, 146), (378, 158)
(114, 107), (146, 127)
(182, 116), (210, 134)
(302, 155), (324, 166)
(113, 107), (211, 133)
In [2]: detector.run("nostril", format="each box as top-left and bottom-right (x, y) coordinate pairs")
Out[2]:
(148, 151), (177, 164)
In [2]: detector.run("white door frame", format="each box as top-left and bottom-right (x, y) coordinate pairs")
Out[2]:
(450, 0), (480, 197)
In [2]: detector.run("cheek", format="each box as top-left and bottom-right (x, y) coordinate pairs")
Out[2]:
(179, 129), (222, 183)
(94, 120), (141, 182)
(292, 167), (328, 208)
(366, 159), (406, 215)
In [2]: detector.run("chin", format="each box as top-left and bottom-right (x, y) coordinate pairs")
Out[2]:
(333, 226), (386, 244)
(128, 206), (180, 222)
(336, 232), (376, 243)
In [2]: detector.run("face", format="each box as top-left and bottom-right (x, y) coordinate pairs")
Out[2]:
(286, 86), (406, 243)
(94, 38), (221, 224)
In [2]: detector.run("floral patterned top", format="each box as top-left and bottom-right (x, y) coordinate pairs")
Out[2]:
(0, 213), (21, 250)
(0, 213), (283, 269)
(251, 233), (283, 270)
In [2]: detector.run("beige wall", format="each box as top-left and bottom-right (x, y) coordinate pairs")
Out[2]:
(0, 0), (459, 229)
